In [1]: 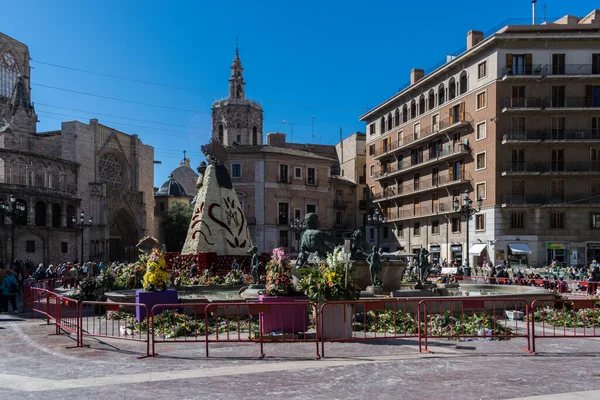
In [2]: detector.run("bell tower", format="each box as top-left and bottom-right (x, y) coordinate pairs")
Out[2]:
(211, 40), (263, 147)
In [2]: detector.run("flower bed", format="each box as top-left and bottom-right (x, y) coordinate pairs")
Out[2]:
(530, 305), (600, 328)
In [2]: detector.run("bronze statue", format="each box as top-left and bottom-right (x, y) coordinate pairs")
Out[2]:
(350, 229), (371, 260)
(418, 248), (431, 284)
(296, 213), (333, 269)
(366, 245), (383, 287)
(248, 246), (260, 283)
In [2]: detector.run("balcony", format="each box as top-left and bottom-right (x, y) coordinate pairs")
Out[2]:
(502, 129), (600, 143)
(373, 143), (469, 181)
(502, 161), (600, 176)
(387, 202), (454, 222)
(372, 113), (473, 159)
(333, 199), (347, 209)
(373, 173), (470, 203)
(503, 193), (600, 206)
(503, 97), (600, 112)
(501, 64), (545, 79)
(502, 63), (600, 80)
(0, 183), (79, 199)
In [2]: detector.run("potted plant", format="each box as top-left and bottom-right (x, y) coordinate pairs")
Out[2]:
(258, 247), (308, 334)
(299, 246), (361, 339)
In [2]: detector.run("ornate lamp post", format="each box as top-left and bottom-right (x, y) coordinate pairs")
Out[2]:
(453, 190), (482, 275)
(367, 208), (387, 249)
(290, 218), (306, 254)
(72, 210), (92, 263)
(0, 195), (26, 265)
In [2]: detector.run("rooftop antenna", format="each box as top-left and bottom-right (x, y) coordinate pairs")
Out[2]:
(311, 116), (316, 143)
(281, 120), (287, 133)
(543, 4), (547, 23)
(532, 0), (537, 25)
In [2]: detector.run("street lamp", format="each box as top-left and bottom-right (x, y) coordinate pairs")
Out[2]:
(290, 218), (306, 254)
(453, 190), (483, 275)
(72, 210), (93, 263)
(0, 195), (26, 266)
(367, 208), (387, 249)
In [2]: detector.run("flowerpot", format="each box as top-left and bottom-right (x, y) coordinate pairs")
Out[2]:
(258, 295), (309, 334)
(320, 303), (353, 339)
(135, 289), (178, 322)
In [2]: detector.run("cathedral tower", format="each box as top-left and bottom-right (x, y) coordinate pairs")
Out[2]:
(211, 43), (263, 147)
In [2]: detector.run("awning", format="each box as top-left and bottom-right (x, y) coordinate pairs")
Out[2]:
(381, 250), (417, 257)
(508, 243), (533, 254)
(469, 243), (487, 256)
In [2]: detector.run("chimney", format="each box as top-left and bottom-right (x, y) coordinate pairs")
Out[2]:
(532, 0), (537, 25)
(410, 69), (424, 85)
(467, 30), (484, 49)
(267, 132), (286, 147)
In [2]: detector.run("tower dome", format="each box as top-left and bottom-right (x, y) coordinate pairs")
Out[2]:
(156, 174), (188, 197)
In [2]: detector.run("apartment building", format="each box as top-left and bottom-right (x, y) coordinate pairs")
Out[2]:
(361, 10), (600, 268)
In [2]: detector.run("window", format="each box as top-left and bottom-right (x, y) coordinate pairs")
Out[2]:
(26, 240), (35, 253)
(52, 203), (61, 228)
(369, 124), (375, 135)
(459, 71), (468, 95)
(551, 54), (565, 75)
(397, 224), (404, 237)
(451, 217), (461, 233)
(369, 228), (374, 240)
(478, 61), (487, 79)
(550, 212), (565, 229)
(279, 164), (289, 183)
(431, 220), (440, 235)
(306, 204), (316, 214)
(383, 226), (389, 239)
(159, 202), (165, 211)
(593, 53), (600, 74)
(413, 223), (420, 236)
(475, 214), (485, 231)
(294, 209), (301, 222)
(592, 117), (600, 138)
(551, 179), (565, 204)
(307, 168), (316, 185)
(551, 149), (565, 172)
(476, 91), (487, 110)
(380, 116), (386, 133)
(279, 230), (289, 247)
(506, 53), (533, 75)
(369, 144), (375, 156)
(231, 163), (241, 178)
(336, 211), (343, 225)
(476, 182), (486, 200)
(511, 212), (524, 229)
(35, 201), (46, 227)
(394, 109), (400, 127)
(591, 180), (600, 204)
(278, 203), (289, 225)
(551, 85), (566, 107)
(218, 124), (224, 142)
(438, 83), (445, 106)
(236, 134), (241, 143)
(370, 165), (375, 177)
(252, 126), (258, 145)
(418, 95), (425, 115)
(61, 242), (68, 254)
(593, 213), (600, 229)
(295, 167), (302, 179)
(476, 121), (486, 140)
(449, 77), (456, 100)
(413, 123), (420, 140)
(476, 152), (486, 170)
(402, 104), (408, 123)
(410, 100), (416, 120)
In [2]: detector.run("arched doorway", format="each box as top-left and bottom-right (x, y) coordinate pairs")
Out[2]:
(108, 209), (140, 262)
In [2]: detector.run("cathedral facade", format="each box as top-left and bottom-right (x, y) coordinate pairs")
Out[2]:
(0, 32), (154, 265)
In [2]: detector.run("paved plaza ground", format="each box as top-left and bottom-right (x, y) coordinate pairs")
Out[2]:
(1, 307), (600, 400)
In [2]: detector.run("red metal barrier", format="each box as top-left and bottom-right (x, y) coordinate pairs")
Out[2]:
(203, 301), (319, 359)
(151, 302), (205, 356)
(79, 301), (150, 358)
(418, 298), (530, 353)
(319, 299), (421, 358)
(530, 298), (600, 353)
(30, 287), (55, 325)
(22, 281), (33, 312)
(55, 295), (80, 338)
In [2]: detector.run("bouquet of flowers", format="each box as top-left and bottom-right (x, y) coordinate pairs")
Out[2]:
(299, 246), (361, 303)
(264, 247), (296, 296)
(141, 248), (171, 291)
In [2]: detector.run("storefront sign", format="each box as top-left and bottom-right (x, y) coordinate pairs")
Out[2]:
(429, 245), (441, 252)
(450, 245), (462, 252)
(546, 243), (567, 250)
(587, 243), (600, 249)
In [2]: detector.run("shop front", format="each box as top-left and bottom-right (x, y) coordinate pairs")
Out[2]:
(587, 243), (600, 266)
(469, 243), (488, 267)
(546, 242), (568, 267)
(507, 243), (532, 268)
(450, 244), (463, 265)
(429, 245), (441, 265)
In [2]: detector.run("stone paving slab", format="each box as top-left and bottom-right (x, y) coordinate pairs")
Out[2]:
(1, 314), (600, 400)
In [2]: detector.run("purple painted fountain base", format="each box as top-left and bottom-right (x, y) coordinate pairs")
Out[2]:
(259, 295), (309, 334)
(135, 289), (178, 322)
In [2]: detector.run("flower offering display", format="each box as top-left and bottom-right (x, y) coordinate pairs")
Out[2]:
(264, 247), (296, 296)
(141, 248), (171, 291)
(299, 246), (361, 304)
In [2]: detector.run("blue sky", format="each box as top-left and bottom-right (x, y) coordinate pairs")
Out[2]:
(2, 0), (597, 186)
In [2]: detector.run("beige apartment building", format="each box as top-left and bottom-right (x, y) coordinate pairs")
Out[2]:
(362, 10), (600, 268)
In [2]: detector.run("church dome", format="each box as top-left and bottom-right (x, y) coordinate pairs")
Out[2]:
(156, 175), (188, 197)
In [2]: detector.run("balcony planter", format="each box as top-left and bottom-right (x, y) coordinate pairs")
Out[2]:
(258, 295), (309, 334)
(320, 303), (353, 339)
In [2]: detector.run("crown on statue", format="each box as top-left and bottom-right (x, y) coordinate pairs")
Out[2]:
(201, 139), (228, 166)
